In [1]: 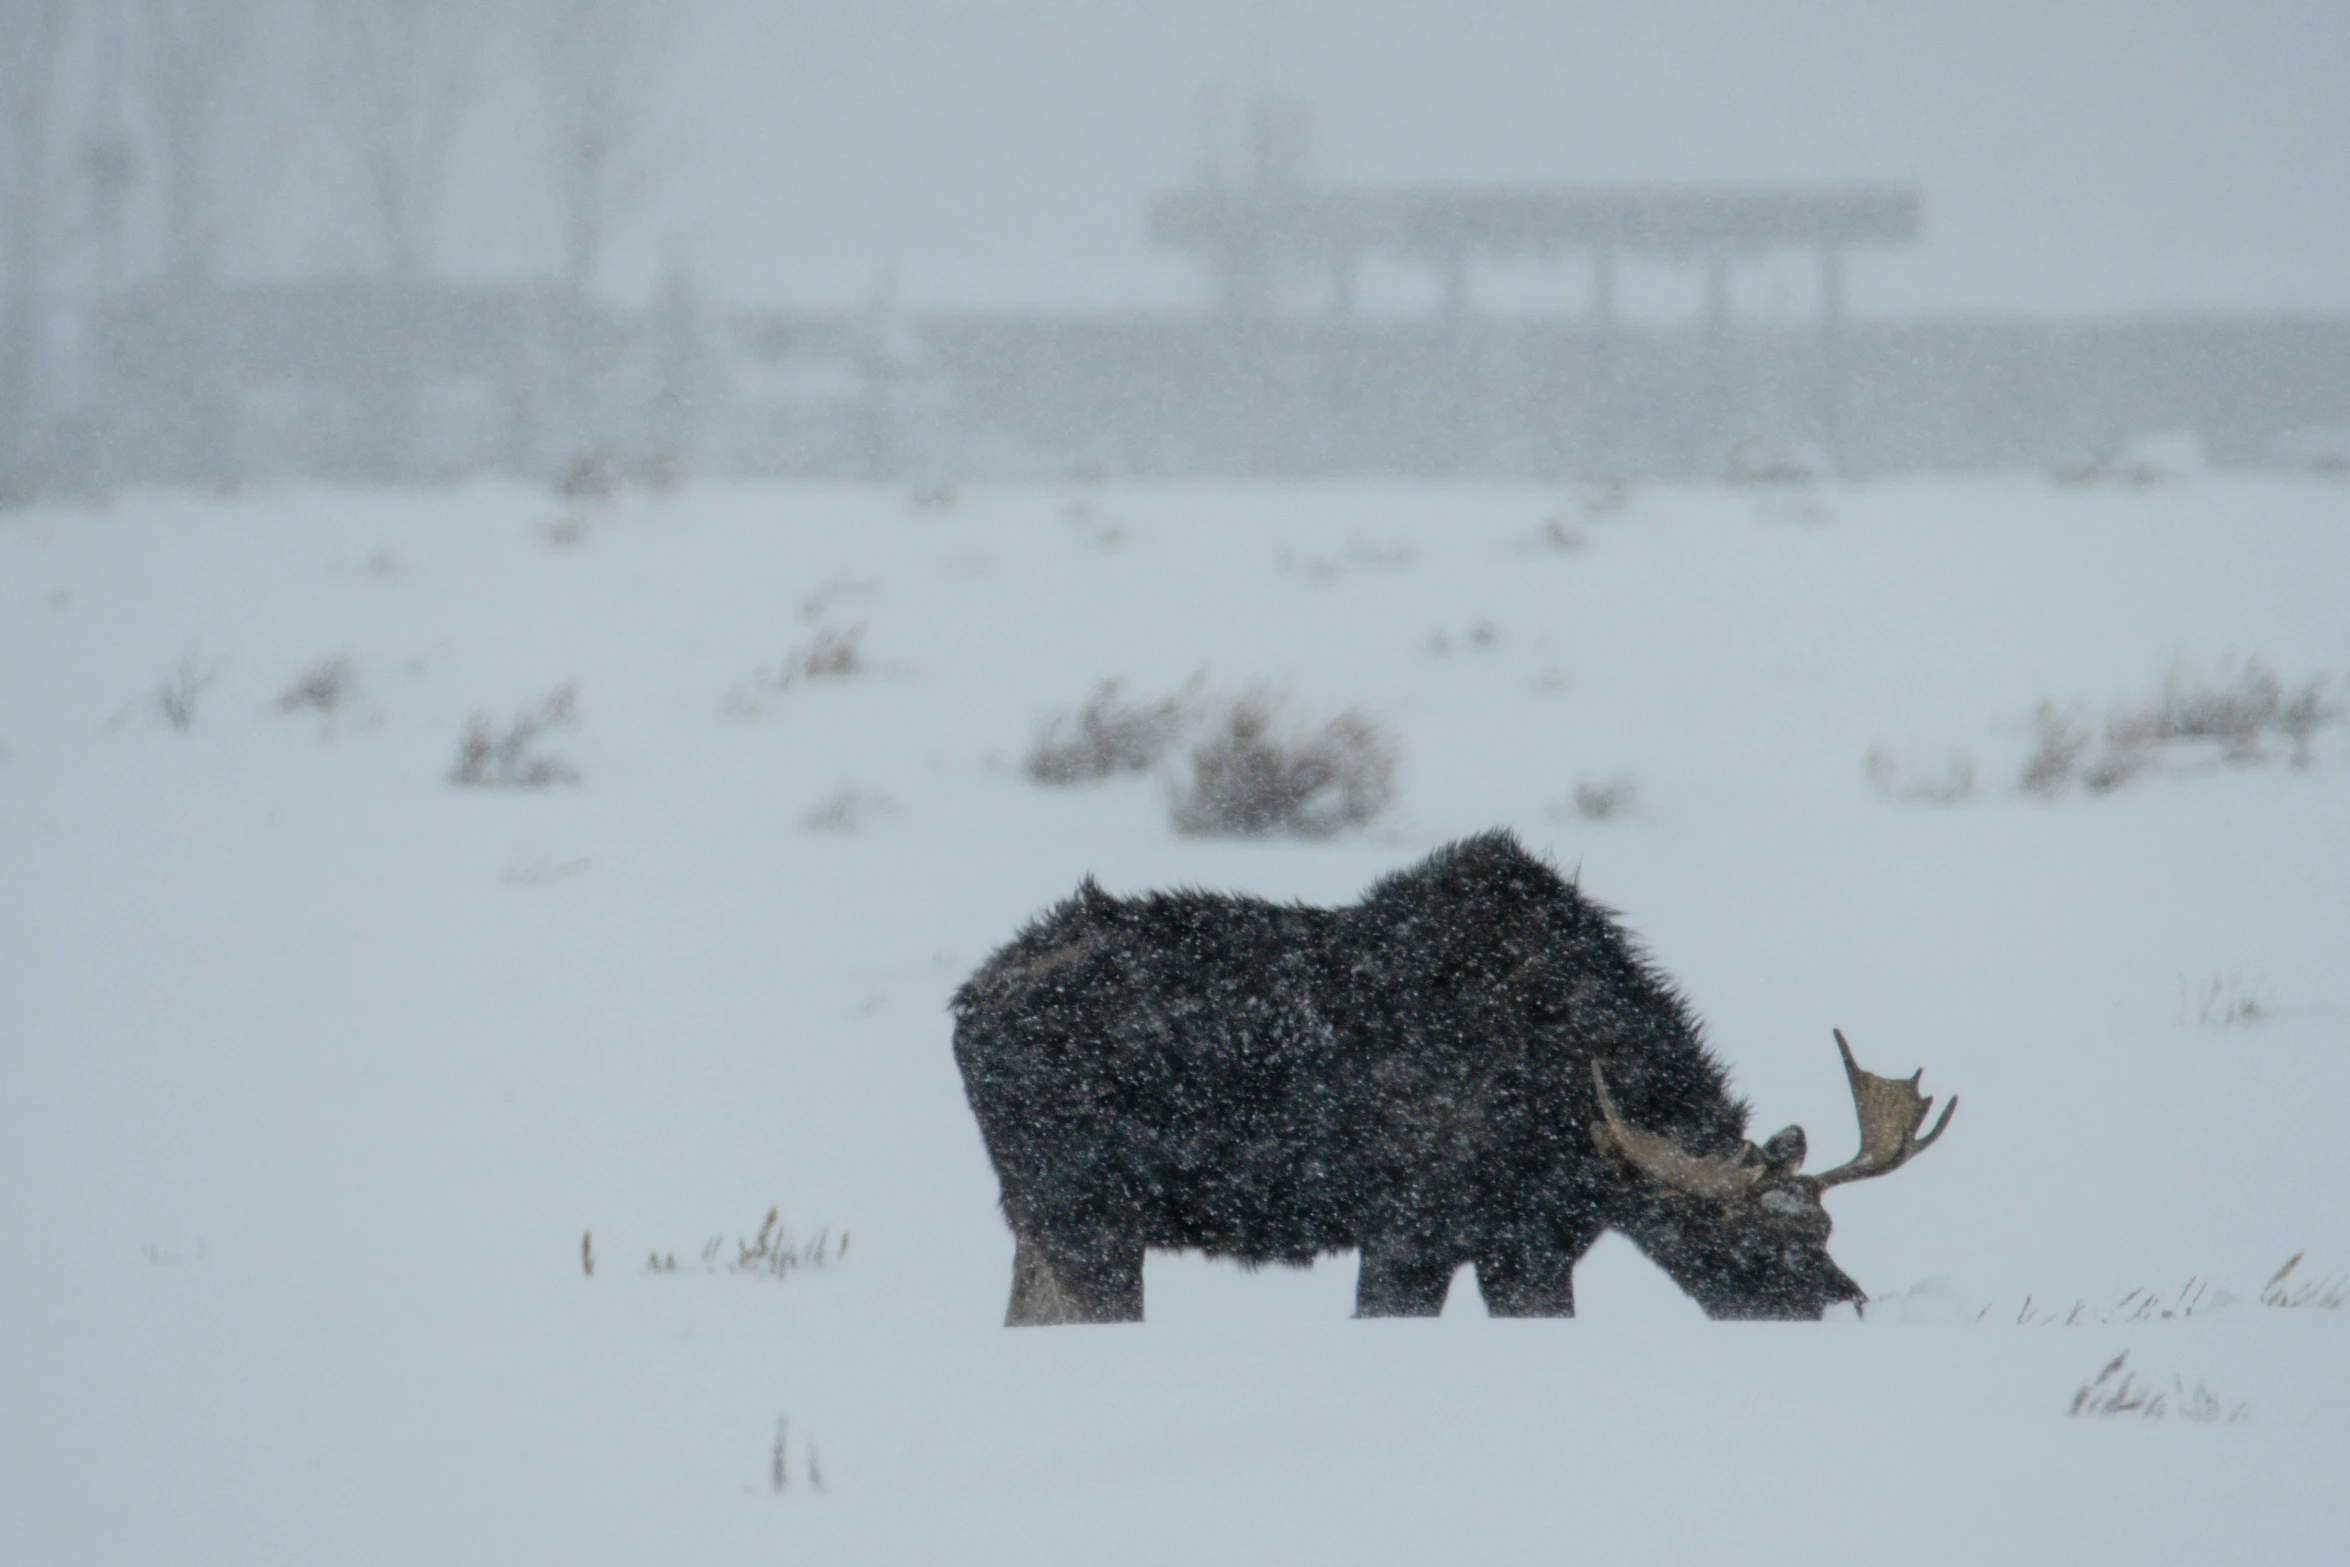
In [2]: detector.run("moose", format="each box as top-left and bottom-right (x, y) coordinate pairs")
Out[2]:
(952, 832), (1955, 1324)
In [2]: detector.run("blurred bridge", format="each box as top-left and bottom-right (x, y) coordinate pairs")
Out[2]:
(1150, 181), (1920, 330)
(39, 181), (2350, 490)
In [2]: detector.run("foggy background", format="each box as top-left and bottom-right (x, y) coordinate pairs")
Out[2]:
(4, 0), (2348, 494)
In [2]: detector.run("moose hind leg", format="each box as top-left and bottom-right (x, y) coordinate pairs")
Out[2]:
(1006, 1233), (1143, 1326)
(1355, 1236), (1455, 1317)
(1006, 1236), (1077, 1326)
(1475, 1232), (1591, 1318)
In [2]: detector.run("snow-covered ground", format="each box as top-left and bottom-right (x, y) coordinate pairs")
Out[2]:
(4, 473), (2346, 1564)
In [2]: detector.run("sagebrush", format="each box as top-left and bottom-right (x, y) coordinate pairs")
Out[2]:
(727, 627), (869, 716)
(279, 654), (354, 716)
(1026, 679), (1196, 784)
(1169, 692), (1396, 838)
(2024, 658), (2337, 797)
(803, 783), (895, 834)
(1552, 775), (1636, 822)
(450, 685), (580, 788)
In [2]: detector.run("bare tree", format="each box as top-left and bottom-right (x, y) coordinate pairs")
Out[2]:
(525, 1), (685, 471)
(141, 1), (273, 290)
(306, 0), (507, 478)
(308, 0), (506, 281)
(136, 0), (275, 480)
(0, 0), (70, 499)
(534, 0), (682, 298)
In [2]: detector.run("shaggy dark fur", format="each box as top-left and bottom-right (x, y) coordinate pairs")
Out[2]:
(952, 831), (1867, 1322)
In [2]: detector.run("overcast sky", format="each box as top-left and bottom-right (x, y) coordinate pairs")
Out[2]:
(493, 1), (2350, 316)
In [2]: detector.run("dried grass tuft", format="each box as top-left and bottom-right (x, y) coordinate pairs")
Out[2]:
(2262, 1253), (2348, 1309)
(156, 652), (218, 731)
(2068, 1350), (2247, 1424)
(640, 1208), (849, 1281)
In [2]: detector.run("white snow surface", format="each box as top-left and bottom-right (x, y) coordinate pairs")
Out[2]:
(4, 475), (2347, 1564)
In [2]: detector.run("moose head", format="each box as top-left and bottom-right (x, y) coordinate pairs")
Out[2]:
(1592, 1031), (1957, 1320)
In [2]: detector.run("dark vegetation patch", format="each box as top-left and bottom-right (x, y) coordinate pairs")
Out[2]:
(1025, 678), (1195, 785)
(278, 654), (355, 716)
(1024, 679), (1398, 837)
(1169, 692), (1395, 838)
(2023, 658), (2337, 798)
(450, 684), (580, 788)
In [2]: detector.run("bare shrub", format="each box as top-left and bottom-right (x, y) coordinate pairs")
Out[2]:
(156, 652), (218, 731)
(1170, 693), (1395, 838)
(785, 626), (864, 682)
(798, 578), (877, 624)
(554, 453), (617, 502)
(2278, 684), (2335, 768)
(641, 1208), (849, 1279)
(2110, 658), (2283, 761)
(803, 783), (895, 834)
(1865, 748), (1976, 804)
(2180, 972), (2269, 1028)
(278, 654), (354, 716)
(2262, 1253), (2348, 1310)
(1026, 679), (1195, 785)
(553, 452), (677, 502)
(1427, 622), (1498, 657)
(2004, 1278), (2226, 1327)
(2020, 703), (2093, 796)
(2068, 1351), (2247, 1423)
(538, 514), (591, 548)
(2079, 739), (2157, 795)
(2023, 659), (2338, 797)
(728, 628), (871, 717)
(1551, 775), (1637, 822)
(2069, 1351), (2163, 1419)
(450, 685), (580, 788)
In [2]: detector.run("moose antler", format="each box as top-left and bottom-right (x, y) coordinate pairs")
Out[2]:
(1807, 1029), (1957, 1189)
(1590, 1062), (1761, 1201)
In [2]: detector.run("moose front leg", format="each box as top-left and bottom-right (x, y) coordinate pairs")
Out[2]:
(1006, 1233), (1143, 1326)
(1476, 1221), (1600, 1317)
(1355, 1236), (1456, 1317)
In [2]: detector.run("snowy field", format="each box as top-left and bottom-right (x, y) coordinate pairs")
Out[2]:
(4, 472), (2347, 1564)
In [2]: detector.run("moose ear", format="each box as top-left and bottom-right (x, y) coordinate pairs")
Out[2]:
(1759, 1125), (1808, 1172)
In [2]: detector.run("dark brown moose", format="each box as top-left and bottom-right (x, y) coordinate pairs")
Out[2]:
(953, 832), (1955, 1324)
